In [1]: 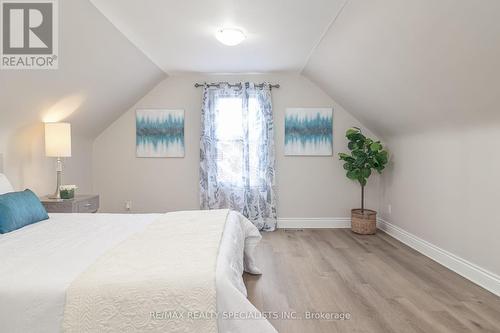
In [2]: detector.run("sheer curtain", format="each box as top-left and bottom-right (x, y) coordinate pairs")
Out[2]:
(199, 82), (277, 231)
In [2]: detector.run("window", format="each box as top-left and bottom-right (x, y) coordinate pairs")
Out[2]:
(214, 94), (263, 187)
(199, 83), (277, 230)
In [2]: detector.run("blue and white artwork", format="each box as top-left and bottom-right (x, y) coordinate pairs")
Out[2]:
(285, 108), (333, 156)
(136, 109), (185, 158)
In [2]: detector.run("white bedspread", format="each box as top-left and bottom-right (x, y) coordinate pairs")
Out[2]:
(0, 211), (277, 333)
(64, 209), (229, 332)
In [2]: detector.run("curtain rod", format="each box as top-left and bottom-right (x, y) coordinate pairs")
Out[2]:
(194, 82), (280, 89)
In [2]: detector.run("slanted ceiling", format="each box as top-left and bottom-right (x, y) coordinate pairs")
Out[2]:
(0, 0), (165, 139)
(303, 0), (500, 137)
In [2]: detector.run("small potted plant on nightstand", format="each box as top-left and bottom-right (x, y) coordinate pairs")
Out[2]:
(59, 185), (77, 200)
(339, 127), (388, 234)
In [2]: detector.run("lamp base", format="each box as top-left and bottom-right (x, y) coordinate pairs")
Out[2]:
(49, 158), (62, 200)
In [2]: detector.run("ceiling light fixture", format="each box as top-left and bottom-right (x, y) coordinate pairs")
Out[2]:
(215, 27), (246, 46)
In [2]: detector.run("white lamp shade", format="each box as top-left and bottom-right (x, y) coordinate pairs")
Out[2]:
(45, 122), (72, 157)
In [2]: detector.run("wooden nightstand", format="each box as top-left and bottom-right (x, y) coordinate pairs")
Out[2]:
(40, 195), (100, 213)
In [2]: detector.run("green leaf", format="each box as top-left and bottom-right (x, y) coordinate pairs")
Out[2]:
(349, 133), (365, 143)
(359, 178), (367, 186)
(346, 170), (360, 180)
(352, 150), (366, 159)
(361, 168), (371, 178)
(346, 128), (365, 142)
(376, 151), (388, 165)
(346, 128), (359, 137)
(354, 158), (367, 168)
(370, 142), (382, 151)
(338, 153), (350, 159)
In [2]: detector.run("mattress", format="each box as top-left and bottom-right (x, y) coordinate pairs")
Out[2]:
(0, 211), (276, 333)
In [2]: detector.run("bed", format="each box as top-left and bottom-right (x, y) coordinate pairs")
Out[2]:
(0, 209), (277, 333)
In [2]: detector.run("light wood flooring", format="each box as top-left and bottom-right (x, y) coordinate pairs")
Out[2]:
(244, 229), (500, 333)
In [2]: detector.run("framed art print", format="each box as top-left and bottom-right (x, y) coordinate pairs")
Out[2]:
(136, 109), (185, 157)
(285, 108), (333, 156)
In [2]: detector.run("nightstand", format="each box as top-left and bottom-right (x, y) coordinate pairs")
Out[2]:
(40, 195), (100, 213)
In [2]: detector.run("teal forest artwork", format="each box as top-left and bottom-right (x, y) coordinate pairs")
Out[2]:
(136, 109), (185, 157)
(285, 108), (333, 156)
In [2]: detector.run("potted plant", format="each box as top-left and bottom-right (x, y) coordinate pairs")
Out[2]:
(59, 185), (77, 200)
(339, 127), (388, 234)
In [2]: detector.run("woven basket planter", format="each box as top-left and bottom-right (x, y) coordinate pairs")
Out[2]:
(351, 209), (377, 235)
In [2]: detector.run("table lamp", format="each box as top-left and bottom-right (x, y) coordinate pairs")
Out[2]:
(45, 122), (72, 199)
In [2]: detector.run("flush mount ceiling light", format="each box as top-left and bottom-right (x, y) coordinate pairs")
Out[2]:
(215, 27), (246, 46)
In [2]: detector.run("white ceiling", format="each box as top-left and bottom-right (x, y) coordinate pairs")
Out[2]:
(304, 0), (500, 137)
(90, 0), (346, 73)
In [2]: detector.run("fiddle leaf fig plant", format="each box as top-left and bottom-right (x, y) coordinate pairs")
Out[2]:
(339, 127), (388, 212)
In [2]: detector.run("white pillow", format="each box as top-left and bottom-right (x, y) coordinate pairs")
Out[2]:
(0, 173), (14, 195)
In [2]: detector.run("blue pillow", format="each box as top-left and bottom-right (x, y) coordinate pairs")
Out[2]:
(0, 189), (49, 234)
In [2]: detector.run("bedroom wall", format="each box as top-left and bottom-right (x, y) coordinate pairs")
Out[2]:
(93, 73), (380, 219)
(379, 126), (500, 276)
(0, 125), (93, 195)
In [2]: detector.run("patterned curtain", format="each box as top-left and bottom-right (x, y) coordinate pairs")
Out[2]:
(199, 82), (277, 231)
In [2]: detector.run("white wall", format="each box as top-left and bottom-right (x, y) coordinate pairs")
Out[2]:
(93, 73), (380, 218)
(1, 124), (93, 195)
(379, 126), (500, 276)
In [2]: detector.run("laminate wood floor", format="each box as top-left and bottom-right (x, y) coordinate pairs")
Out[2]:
(244, 229), (500, 333)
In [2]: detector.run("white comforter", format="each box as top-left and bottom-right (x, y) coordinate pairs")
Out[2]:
(0, 211), (277, 333)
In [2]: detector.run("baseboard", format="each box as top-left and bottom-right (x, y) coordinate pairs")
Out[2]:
(277, 217), (350, 229)
(377, 218), (500, 297)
